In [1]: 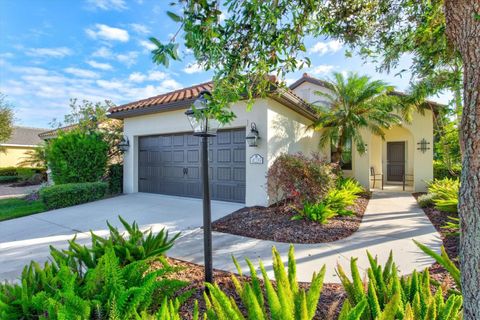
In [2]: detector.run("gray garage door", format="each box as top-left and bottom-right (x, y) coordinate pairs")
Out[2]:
(138, 128), (246, 203)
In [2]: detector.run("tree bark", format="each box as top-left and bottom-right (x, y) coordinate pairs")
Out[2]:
(444, 1), (480, 318)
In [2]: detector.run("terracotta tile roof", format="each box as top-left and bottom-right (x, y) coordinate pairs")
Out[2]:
(38, 124), (79, 139)
(107, 77), (318, 121)
(1, 126), (47, 146)
(108, 81), (213, 115)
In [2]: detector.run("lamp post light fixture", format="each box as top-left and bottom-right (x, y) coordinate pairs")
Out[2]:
(245, 122), (260, 147)
(184, 90), (220, 285)
(118, 136), (130, 152)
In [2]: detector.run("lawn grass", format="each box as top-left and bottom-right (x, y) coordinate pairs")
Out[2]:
(0, 198), (46, 221)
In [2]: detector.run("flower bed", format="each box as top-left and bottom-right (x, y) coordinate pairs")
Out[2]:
(212, 193), (369, 243)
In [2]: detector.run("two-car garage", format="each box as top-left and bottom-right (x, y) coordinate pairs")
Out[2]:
(138, 128), (246, 203)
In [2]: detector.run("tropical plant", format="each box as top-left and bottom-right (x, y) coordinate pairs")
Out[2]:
(414, 241), (461, 290)
(417, 193), (434, 208)
(337, 251), (463, 320)
(18, 143), (47, 168)
(323, 189), (357, 216)
(0, 219), (187, 319)
(337, 177), (365, 195)
(443, 216), (460, 237)
(267, 153), (336, 207)
(310, 72), (403, 163)
(203, 245), (366, 320)
(50, 216), (180, 273)
(427, 178), (459, 213)
(292, 201), (336, 224)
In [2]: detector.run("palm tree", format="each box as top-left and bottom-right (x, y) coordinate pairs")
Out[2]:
(311, 72), (403, 165)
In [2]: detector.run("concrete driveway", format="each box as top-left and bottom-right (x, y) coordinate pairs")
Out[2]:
(0, 191), (442, 284)
(0, 193), (243, 281)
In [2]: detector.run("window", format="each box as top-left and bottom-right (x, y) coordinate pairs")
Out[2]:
(331, 138), (352, 170)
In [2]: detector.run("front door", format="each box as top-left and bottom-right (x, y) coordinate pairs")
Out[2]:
(387, 142), (405, 181)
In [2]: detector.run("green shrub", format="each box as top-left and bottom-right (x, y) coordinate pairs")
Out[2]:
(0, 167), (17, 176)
(292, 201), (336, 223)
(267, 153), (336, 207)
(46, 130), (109, 184)
(0, 167), (46, 177)
(442, 216), (460, 236)
(50, 216), (180, 271)
(40, 181), (108, 210)
(0, 218), (186, 319)
(427, 178), (459, 213)
(16, 168), (35, 181)
(337, 251), (463, 320)
(107, 163), (123, 194)
(434, 160), (461, 180)
(0, 175), (18, 183)
(417, 193), (434, 208)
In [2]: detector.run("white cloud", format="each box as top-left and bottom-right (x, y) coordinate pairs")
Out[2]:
(116, 51), (138, 67)
(92, 46), (112, 58)
(130, 23), (150, 34)
(139, 40), (156, 51)
(183, 62), (205, 74)
(86, 60), (113, 70)
(86, 24), (129, 42)
(86, 0), (127, 11)
(64, 67), (99, 78)
(26, 47), (72, 58)
(0, 52), (14, 58)
(309, 40), (342, 55)
(128, 70), (167, 83)
(310, 65), (335, 75)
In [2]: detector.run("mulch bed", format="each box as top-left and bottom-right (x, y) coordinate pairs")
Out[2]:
(211, 194), (370, 244)
(155, 257), (346, 320)
(412, 192), (459, 290)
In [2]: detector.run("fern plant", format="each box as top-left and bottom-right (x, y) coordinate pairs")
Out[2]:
(337, 177), (365, 195)
(336, 251), (463, 320)
(323, 189), (357, 216)
(292, 201), (337, 223)
(50, 215), (180, 276)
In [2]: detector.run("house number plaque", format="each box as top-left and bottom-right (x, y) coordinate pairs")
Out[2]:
(250, 154), (264, 164)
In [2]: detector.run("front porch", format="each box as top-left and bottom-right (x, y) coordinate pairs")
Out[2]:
(349, 120), (433, 193)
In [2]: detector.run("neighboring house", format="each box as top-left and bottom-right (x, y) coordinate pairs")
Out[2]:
(0, 126), (47, 167)
(108, 74), (438, 207)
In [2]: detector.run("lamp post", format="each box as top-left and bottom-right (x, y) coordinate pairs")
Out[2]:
(185, 90), (220, 284)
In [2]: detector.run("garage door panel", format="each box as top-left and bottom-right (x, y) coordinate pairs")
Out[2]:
(139, 128), (245, 202)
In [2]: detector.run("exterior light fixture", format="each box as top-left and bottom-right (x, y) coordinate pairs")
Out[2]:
(245, 122), (260, 147)
(185, 90), (220, 286)
(118, 136), (130, 152)
(416, 138), (430, 153)
(185, 90), (220, 137)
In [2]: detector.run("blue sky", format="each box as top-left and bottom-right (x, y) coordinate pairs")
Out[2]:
(0, 0), (450, 129)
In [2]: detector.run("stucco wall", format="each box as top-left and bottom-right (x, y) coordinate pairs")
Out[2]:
(122, 99), (269, 206)
(291, 80), (434, 192)
(0, 146), (35, 167)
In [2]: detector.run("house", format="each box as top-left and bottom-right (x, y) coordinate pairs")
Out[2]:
(0, 126), (47, 167)
(108, 74), (436, 207)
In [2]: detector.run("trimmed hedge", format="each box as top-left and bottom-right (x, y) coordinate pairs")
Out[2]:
(0, 176), (19, 183)
(107, 163), (123, 195)
(40, 182), (108, 210)
(0, 167), (47, 177)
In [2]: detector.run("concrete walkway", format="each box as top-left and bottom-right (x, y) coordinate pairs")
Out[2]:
(0, 192), (442, 283)
(169, 191), (443, 283)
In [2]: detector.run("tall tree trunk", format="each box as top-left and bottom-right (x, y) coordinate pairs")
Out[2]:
(444, 1), (480, 318)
